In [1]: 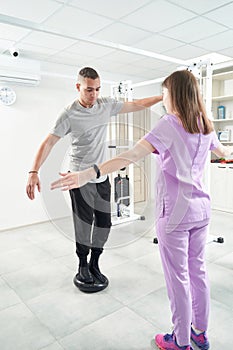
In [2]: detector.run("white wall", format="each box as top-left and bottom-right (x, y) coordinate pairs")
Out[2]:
(0, 66), (163, 231)
(0, 75), (77, 230)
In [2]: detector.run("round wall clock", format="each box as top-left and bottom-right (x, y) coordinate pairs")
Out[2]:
(0, 86), (16, 106)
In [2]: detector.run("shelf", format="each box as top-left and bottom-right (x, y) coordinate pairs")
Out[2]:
(213, 118), (233, 122)
(212, 95), (233, 101)
(212, 71), (233, 80)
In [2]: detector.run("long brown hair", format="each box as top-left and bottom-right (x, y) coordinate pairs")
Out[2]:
(162, 70), (214, 134)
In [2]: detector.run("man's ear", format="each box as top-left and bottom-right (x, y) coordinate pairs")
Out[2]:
(76, 83), (80, 91)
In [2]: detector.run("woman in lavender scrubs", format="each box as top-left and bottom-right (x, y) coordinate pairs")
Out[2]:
(51, 70), (233, 350)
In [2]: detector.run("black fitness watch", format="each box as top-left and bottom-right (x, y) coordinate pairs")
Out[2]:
(93, 164), (101, 178)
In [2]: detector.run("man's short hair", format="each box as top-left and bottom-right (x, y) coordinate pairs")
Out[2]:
(78, 67), (99, 80)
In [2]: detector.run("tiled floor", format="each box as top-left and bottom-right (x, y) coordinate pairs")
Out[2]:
(0, 208), (232, 350)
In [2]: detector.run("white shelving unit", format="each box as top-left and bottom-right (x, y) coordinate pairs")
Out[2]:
(212, 70), (233, 121)
(212, 70), (233, 147)
(210, 69), (233, 213)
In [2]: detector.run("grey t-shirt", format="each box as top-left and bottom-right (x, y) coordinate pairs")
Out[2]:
(51, 97), (124, 183)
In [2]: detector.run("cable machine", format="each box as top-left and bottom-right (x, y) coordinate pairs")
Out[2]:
(108, 80), (145, 225)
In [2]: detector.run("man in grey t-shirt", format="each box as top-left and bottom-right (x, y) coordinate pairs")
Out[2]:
(26, 67), (162, 292)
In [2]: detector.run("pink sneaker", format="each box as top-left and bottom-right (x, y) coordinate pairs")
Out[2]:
(155, 332), (193, 350)
(191, 327), (209, 350)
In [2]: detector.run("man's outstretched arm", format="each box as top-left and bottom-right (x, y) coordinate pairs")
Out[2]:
(119, 95), (163, 114)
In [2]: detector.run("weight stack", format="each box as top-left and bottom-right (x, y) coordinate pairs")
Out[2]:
(114, 174), (130, 206)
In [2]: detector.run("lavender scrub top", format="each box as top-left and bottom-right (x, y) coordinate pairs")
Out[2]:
(144, 114), (220, 228)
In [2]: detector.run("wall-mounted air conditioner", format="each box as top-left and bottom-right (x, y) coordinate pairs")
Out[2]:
(0, 56), (41, 86)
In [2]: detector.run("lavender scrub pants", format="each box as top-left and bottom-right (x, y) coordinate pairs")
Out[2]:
(156, 217), (210, 346)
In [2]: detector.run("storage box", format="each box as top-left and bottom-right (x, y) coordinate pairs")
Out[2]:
(217, 130), (231, 141)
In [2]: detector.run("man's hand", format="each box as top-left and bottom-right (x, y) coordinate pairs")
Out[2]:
(26, 173), (41, 200)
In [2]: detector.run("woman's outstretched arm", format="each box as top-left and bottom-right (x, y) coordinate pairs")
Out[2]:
(51, 139), (155, 191)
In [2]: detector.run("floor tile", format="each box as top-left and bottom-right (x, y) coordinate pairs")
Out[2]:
(39, 342), (64, 350)
(209, 298), (233, 330)
(106, 260), (165, 304)
(111, 236), (157, 260)
(134, 249), (164, 275)
(34, 236), (74, 258)
(206, 238), (233, 263)
(55, 253), (77, 271)
(0, 245), (52, 275)
(59, 307), (157, 350)
(208, 262), (233, 307)
(0, 304), (55, 350)
(2, 260), (73, 301)
(213, 251), (233, 270)
(128, 287), (171, 331)
(27, 286), (123, 339)
(208, 317), (233, 350)
(101, 248), (131, 271)
(0, 277), (22, 311)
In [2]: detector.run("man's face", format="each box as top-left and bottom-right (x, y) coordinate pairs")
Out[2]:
(76, 77), (101, 108)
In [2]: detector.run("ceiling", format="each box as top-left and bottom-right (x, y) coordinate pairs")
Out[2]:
(1, 0), (233, 84)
